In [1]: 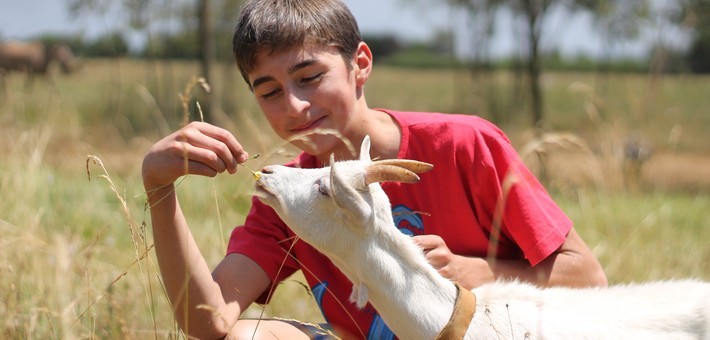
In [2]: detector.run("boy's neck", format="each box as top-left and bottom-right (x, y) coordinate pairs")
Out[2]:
(368, 109), (401, 160)
(316, 108), (401, 164)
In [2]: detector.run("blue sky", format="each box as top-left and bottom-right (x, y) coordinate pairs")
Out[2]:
(0, 0), (685, 60)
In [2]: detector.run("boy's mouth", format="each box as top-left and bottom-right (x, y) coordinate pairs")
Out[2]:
(290, 116), (325, 133)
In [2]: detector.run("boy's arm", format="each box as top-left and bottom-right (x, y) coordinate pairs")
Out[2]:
(413, 228), (608, 289)
(148, 185), (273, 338)
(143, 122), (269, 338)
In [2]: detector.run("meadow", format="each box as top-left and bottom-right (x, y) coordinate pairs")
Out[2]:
(0, 59), (708, 338)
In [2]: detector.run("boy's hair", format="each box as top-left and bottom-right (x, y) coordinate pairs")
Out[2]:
(232, 0), (362, 86)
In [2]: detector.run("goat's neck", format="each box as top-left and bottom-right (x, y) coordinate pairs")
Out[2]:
(334, 215), (459, 339)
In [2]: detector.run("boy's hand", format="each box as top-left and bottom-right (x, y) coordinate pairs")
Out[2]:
(412, 234), (459, 281)
(142, 121), (249, 191)
(412, 234), (495, 289)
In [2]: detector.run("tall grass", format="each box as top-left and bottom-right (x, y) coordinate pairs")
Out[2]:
(557, 189), (710, 283)
(0, 59), (708, 338)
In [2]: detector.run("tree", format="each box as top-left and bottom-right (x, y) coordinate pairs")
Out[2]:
(431, 0), (555, 127)
(411, 0), (651, 128)
(443, 0), (521, 126)
(477, 0), (649, 127)
(85, 33), (131, 57)
(674, 0), (710, 73)
(67, 0), (245, 122)
(569, 1), (651, 67)
(198, 0), (215, 118)
(517, 0), (553, 128)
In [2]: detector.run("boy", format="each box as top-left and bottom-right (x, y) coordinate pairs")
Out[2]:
(141, 0), (607, 338)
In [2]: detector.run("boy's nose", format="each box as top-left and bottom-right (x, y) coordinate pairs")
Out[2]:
(285, 90), (310, 117)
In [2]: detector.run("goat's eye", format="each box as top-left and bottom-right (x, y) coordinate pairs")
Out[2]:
(317, 180), (329, 196)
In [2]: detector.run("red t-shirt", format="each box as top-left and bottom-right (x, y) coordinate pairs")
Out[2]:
(227, 110), (571, 339)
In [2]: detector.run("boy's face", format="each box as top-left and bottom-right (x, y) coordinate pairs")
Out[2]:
(247, 43), (364, 158)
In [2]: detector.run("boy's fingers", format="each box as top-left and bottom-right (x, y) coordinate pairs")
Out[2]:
(182, 159), (219, 178)
(196, 123), (249, 164)
(412, 234), (444, 250)
(188, 135), (237, 172)
(181, 143), (229, 174)
(177, 123), (246, 173)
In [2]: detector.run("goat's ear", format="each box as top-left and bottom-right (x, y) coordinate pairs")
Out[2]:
(330, 154), (371, 225)
(359, 135), (372, 163)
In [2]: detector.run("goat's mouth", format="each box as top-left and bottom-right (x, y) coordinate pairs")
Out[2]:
(253, 181), (277, 205)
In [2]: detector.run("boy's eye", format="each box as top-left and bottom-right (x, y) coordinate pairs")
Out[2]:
(301, 72), (323, 84)
(261, 88), (281, 100)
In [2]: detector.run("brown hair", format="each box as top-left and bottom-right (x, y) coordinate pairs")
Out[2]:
(232, 0), (362, 86)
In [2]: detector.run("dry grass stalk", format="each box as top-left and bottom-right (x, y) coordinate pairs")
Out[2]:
(487, 171), (519, 266)
(74, 244), (155, 325)
(274, 317), (342, 339)
(86, 155), (144, 254)
(520, 131), (605, 188)
(179, 76), (211, 127)
(85, 154), (162, 336)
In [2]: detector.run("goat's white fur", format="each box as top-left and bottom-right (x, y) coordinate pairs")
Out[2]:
(254, 136), (710, 340)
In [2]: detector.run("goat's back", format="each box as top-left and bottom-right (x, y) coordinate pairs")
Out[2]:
(470, 279), (710, 339)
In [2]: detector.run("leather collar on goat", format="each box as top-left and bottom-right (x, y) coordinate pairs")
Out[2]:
(435, 282), (477, 340)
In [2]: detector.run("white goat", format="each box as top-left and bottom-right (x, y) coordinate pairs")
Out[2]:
(254, 136), (710, 340)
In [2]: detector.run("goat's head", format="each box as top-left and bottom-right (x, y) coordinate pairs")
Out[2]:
(254, 135), (433, 253)
(49, 44), (76, 73)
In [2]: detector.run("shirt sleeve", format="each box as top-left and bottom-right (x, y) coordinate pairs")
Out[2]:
(227, 196), (300, 303)
(469, 123), (571, 266)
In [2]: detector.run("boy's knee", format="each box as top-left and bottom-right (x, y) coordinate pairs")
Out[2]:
(225, 319), (312, 340)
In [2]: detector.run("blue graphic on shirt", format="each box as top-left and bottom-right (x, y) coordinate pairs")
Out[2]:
(311, 204), (424, 339)
(312, 282), (329, 324)
(367, 314), (395, 340)
(392, 204), (424, 236)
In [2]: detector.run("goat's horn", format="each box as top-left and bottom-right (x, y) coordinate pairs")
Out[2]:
(364, 164), (420, 185)
(371, 159), (434, 174)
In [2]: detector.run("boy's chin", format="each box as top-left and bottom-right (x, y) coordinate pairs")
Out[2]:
(290, 133), (354, 159)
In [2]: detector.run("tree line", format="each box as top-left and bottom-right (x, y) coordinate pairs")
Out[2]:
(33, 0), (710, 126)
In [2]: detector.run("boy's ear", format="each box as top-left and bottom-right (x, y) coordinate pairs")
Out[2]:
(354, 42), (373, 87)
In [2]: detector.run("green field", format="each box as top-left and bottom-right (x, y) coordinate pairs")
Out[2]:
(1, 59), (708, 338)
